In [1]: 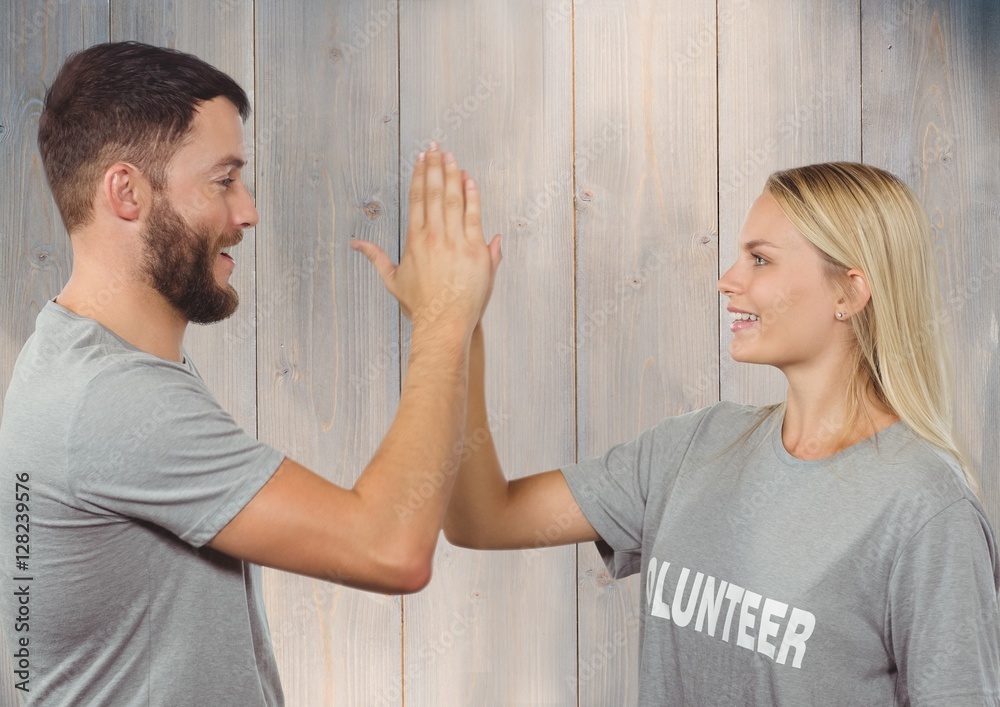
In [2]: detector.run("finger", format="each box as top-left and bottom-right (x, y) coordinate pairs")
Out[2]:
(350, 239), (398, 286)
(424, 143), (445, 237)
(443, 152), (465, 242)
(463, 176), (485, 242)
(407, 150), (427, 233)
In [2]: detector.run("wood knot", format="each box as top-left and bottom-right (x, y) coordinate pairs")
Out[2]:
(363, 201), (382, 220)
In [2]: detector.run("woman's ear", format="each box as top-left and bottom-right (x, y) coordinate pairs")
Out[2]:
(840, 268), (872, 315)
(102, 163), (148, 222)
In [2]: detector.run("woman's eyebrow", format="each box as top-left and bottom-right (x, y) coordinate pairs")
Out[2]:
(741, 238), (780, 251)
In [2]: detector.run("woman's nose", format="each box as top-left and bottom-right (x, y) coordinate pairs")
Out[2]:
(717, 262), (741, 295)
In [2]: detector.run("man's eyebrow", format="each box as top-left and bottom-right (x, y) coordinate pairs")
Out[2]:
(741, 238), (779, 251)
(210, 156), (246, 171)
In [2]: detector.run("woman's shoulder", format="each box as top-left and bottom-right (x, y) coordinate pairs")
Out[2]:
(862, 422), (990, 526)
(674, 400), (777, 424)
(694, 400), (781, 435)
(643, 400), (778, 451)
(875, 424), (969, 489)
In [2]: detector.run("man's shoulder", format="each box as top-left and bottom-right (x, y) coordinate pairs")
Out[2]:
(16, 300), (197, 391)
(3, 304), (207, 451)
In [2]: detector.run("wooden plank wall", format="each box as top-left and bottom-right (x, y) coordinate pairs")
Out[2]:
(574, 1), (718, 703)
(0, 1), (996, 704)
(254, 2), (403, 704)
(397, 4), (577, 705)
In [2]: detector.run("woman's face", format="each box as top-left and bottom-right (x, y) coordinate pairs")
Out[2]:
(717, 191), (848, 372)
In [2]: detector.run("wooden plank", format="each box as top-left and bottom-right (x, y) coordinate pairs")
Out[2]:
(575, 0), (719, 703)
(254, 1), (402, 703)
(110, 0), (257, 431)
(718, 0), (862, 406)
(861, 0), (1000, 523)
(0, 2), (109, 701)
(397, 1), (577, 704)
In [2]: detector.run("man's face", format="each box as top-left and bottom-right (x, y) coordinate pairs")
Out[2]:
(139, 97), (257, 324)
(140, 190), (242, 324)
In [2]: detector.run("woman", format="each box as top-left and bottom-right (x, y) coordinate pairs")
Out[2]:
(444, 162), (1000, 704)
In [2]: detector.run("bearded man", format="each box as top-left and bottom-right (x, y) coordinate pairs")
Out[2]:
(0, 41), (499, 705)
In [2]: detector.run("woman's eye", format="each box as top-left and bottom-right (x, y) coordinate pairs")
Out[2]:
(753, 255), (767, 266)
(220, 178), (235, 188)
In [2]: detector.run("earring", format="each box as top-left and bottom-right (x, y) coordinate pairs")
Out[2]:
(836, 311), (846, 319)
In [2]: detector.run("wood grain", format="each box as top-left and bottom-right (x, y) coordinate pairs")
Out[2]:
(254, 1), (402, 703)
(397, 1), (577, 704)
(574, 0), (719, 703)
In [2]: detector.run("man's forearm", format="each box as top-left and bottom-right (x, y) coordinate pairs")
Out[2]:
(351, 320), (472, 567)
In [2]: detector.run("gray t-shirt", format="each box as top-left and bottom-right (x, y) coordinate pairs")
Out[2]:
(0, 300), (286, 706)
(562, 401), (1000, 705)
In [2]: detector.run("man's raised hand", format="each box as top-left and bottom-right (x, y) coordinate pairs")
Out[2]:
(352, 143), (499, 338)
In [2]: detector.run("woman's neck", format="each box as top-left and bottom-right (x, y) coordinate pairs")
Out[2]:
(781, 369), (899, 461)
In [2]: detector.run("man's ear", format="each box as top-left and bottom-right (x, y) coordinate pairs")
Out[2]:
(102, 163), (149, 222)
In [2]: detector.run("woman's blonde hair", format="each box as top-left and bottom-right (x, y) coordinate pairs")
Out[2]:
(764, 162), (977, 495)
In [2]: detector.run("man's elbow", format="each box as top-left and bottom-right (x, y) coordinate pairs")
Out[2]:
(387, 532), (438, 592)
(388, 553), (433, 594)
(330, 542), (434, 594)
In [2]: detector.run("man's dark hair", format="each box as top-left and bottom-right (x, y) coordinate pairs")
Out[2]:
(38, 41), (250, 233)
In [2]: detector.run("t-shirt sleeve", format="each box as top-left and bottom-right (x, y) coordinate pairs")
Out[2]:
(67, 361), (286, 547)
(887, 497), (1000, 705)
(560, 407), (710, 579)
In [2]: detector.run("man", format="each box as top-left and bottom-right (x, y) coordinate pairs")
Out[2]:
(0, 41), (500, 705)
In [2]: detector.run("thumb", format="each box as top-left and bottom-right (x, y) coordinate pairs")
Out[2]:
(487, 233), (503, 273)
(351, 239), (397, 285)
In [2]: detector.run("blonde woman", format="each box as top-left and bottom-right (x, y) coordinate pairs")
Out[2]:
(445, 163), (1000, 704)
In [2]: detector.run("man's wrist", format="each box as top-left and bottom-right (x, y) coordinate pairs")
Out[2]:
(409, 316), (474, 357)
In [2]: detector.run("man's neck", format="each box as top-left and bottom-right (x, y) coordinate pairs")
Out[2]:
(56, 272), (188, 363)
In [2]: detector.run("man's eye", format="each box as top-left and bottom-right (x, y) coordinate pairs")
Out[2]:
(220, 178), (235, 188)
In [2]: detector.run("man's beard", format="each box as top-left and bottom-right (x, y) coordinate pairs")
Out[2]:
(140, 193), (241, 324)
